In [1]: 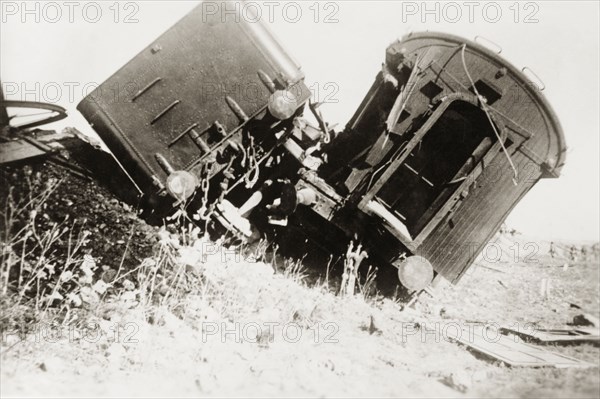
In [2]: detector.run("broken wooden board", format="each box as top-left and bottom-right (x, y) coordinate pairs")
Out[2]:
(0, 130), (77, 164)
(0, 138), (48, 163)
(500, 326), (600, 346)
(456, 326), (596, 368)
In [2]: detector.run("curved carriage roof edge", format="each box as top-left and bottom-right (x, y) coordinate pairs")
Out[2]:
(394, 31), (567, 178)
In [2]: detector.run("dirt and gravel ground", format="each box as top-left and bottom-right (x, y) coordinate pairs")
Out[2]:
(1, 161), (599, 398)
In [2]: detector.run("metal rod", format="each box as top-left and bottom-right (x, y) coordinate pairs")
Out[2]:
(150, 100), (180, 125)
(189, 129), (211, 153)
(183, 104), (268, 170)
(225, 96), (249, 122)
(257, 70), (276, 93)
(168, 123), (199, 147)
(154, 153), (175, 174)
(131, 78), (162, 102)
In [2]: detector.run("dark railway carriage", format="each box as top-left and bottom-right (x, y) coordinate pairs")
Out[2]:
(313, 33), (566, 286)
(77, 4), (311, 220)
(76, 3), (566, 291)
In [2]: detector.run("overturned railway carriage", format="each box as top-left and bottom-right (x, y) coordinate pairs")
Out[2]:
(77, 5), (312, 221)
(315, 33), (567, 286)
(77, 4), (566, 291)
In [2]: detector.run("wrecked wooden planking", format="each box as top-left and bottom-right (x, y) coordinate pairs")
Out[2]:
(455, 326), (596, 368)
(0, 139), (50, 163)
(500, 326), (600, 346)
(0, 130), (78, 164)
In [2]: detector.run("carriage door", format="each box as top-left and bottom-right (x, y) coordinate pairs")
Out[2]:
(373, 99), (497, 241)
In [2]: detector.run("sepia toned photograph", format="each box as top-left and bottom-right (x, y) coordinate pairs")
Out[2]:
(1, 1), (599, 397)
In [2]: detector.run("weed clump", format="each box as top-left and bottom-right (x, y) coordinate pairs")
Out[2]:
(1, 163), (384, 345)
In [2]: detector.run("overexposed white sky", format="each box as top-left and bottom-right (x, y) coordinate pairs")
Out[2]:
(1, 0), (599, 241)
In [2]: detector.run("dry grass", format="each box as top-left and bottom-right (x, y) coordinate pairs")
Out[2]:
(1, 165), (599, 398)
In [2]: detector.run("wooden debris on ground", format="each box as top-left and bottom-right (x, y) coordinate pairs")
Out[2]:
(455, 325), (596, 368)
(571, 313), (600, 328)
(500, 326), (600, 346)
